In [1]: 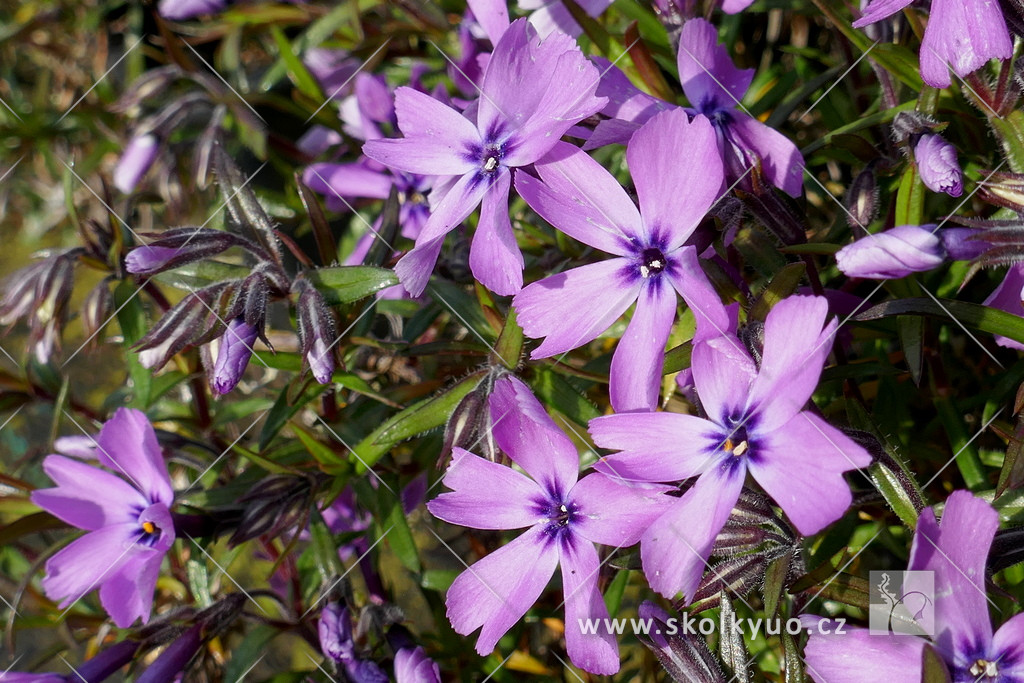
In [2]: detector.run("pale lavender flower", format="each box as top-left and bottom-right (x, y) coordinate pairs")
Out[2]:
(803, 491), (1024, 682)
(394, 647), (441, 683)
(518, 0), (614, 38)
(211, 318), (258, 395)
(303, 48), (361, 100)
(427, 376), (672, 674)
(915, 133), (963, 196)
(513, 109), (728, 412)
(836, 224), (987, 279)
(854, 0), (1013, 88)
(985, 263), (1024, 350)
(114, 134), (159, 194)
(590, 296), (872, 600)
(362, 19), (606, 296)
(30, 409), (175, 628)
(157, 0), (225, 20)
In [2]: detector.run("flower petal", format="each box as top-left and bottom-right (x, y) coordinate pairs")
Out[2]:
(32, 455), (146, 530)
(428, 448), (544, 530)
(469, 170), (523, 296)
(690, 335), (757, 426)
(747, 295), (836, 432)
(571, 473), (673, 548)
(99, 549), (165, 627)
(908, 490), (998, 663)
(677, 19), (753, 114)
(642, 461), (745, 600)
(514, 259), (640, 358)
(520, 142), (642, 254)
(725, 115), (804, 197)
(41, 524), (142, 608)
(801, 619), (925, 683)
(667, 245), (734, 341)
(919, 0), (1013, 89)
(628, 109), (723, 250)
(984, 263), (1024, 350)
(609, 279), (677, 412)
(362, 90), (478, 176)
(559, 536), (619, 675)
(590, 412), (720, 483)
(489, 376), (579, 493)
(991, 613), (1024, 680)
(851, 0), (914, 28)
(467, 0), (510, 46)
(750, 412), (870, 536)
(446, 524), (559, 655)
(303, 162), (393, 202)
(95, 408), (173, 506)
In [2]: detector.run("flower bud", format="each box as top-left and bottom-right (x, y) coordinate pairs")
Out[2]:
(915, 134), (963, 197)
(114, 134), (159, 194)
(294, 278), (336, 384)
(135, 283), (232, 370)
(157, 0), (226, 20)
(636, 601), (727, 683)
(394, 647), (441, 683)
(939, 227), (987, 261)
(125, 227), (261, 275)
(211, 318), (258, 395)
(836, 224), (945, 279)
(81, 279), (113, 344)
(319, 602), (356, 663)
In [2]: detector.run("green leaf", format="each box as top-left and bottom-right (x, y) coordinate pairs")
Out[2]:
(259, 382), (328, 451)
(762, 550), (792, 618)
(223, 624), (278, 682)
(380, 493), (421, 574)
(603, 569), (630, 616)
(894, 162), (925, 227)
(934, 394), (986, 491)
(530, 368), (601, 426)
(855, 297), (1024, 346)
(269, 25), (324, 102)
(309, 509), (345, 582)
(663, 340), (693, 375)
(306, 266), (399, 305)
(186, 558), (213, 608)
(990, 110), (1024, 174)
(113, 280), (151, 408)
(782, 629), (807, 683)
(751, 262), (806, 321)
(898, 315), (924, 385)
(349, 373), (483, 473)
(493, 307), (524, 370)
(293, 422), (350, 475)
(421, 569), (459, 592)
(921, 644), (953, 683)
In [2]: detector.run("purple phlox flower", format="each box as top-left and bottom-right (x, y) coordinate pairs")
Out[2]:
(303, 48), (362, 101)
(467, 0), (510, 45)
(915, 133), (963, 196)
(512, 108), (728, 412)
(394, 647), (441, 683)
(427, 376), (673, 674)
(803, 491), (1024, 683)
(517, 0), (614, 38)
(589, 295), (872, 601)
(114, 134), (159, 194)
(0, 638), (138, 683)
(303, 161), (433, 241)
(297, 125), (344, 158)
(836, 224), (987, 279)
(985, 263), (1024, 350)
(339, 73), (398, 142)
(587, 19), (804, 197)
(854, 0), (1013, 88)
(319, 603), (389, 683)
(210, 317), (259, 395)
(157, 0), (226, 20)
(363, 18), (606, 297)
(30, 408), (175, 628)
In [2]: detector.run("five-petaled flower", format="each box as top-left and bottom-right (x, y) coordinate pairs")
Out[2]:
(803, 490), (1024, 682)
(427, 376), (671, 674)
(31, 408), (175, 628)
(362, 18), (606, 297)
(590, 295), (872, 601)
(513, 108), (727, 412)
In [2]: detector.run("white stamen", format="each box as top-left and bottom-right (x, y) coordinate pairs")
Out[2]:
(483, 157), (498, 172)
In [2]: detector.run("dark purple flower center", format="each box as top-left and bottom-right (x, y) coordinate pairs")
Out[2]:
(137, 519), (163, 547)
(481, 146), (503, 175)
(539, 497), (579, 538)
(718, 416), (757, 462)
(639, 247), (668, 278)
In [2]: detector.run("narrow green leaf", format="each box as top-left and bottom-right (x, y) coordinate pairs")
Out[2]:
(855, 297), (1024, 346)
(782, 629), (807, 683)
(530, 368), (601, 426)
(259, 382), (328, 450)
(921, 644), (953, 683)
(309, 510), (345, 582)
(223, 625), (278, 682)
(762, 550), (792, 618)
(293, 423), (350, 474)
(934, 394), (986, 491)
(751, 262), (806, 321)
(894, 162), (925, 227)
(113, 280), (151, 408)
(350, 373), (483, 473)
(269, 25), (324, 101)
(306, 266), (399, 305)
(381, 494), (421, 574)
(603, 569), (630, 616)
(898, 315), (924, 385)
(186, 558), (213, 608)
(493, 308), (524, 370)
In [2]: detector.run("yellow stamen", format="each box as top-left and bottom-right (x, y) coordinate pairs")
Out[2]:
(724, 438), (734, 452)
(142, 521), (156, 534)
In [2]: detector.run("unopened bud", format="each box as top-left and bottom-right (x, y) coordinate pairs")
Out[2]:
(915, 134), (963, 197)
(211, 318), (258, 395)
(114, 134), (159, 193)
(836, 225), (945, 279)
